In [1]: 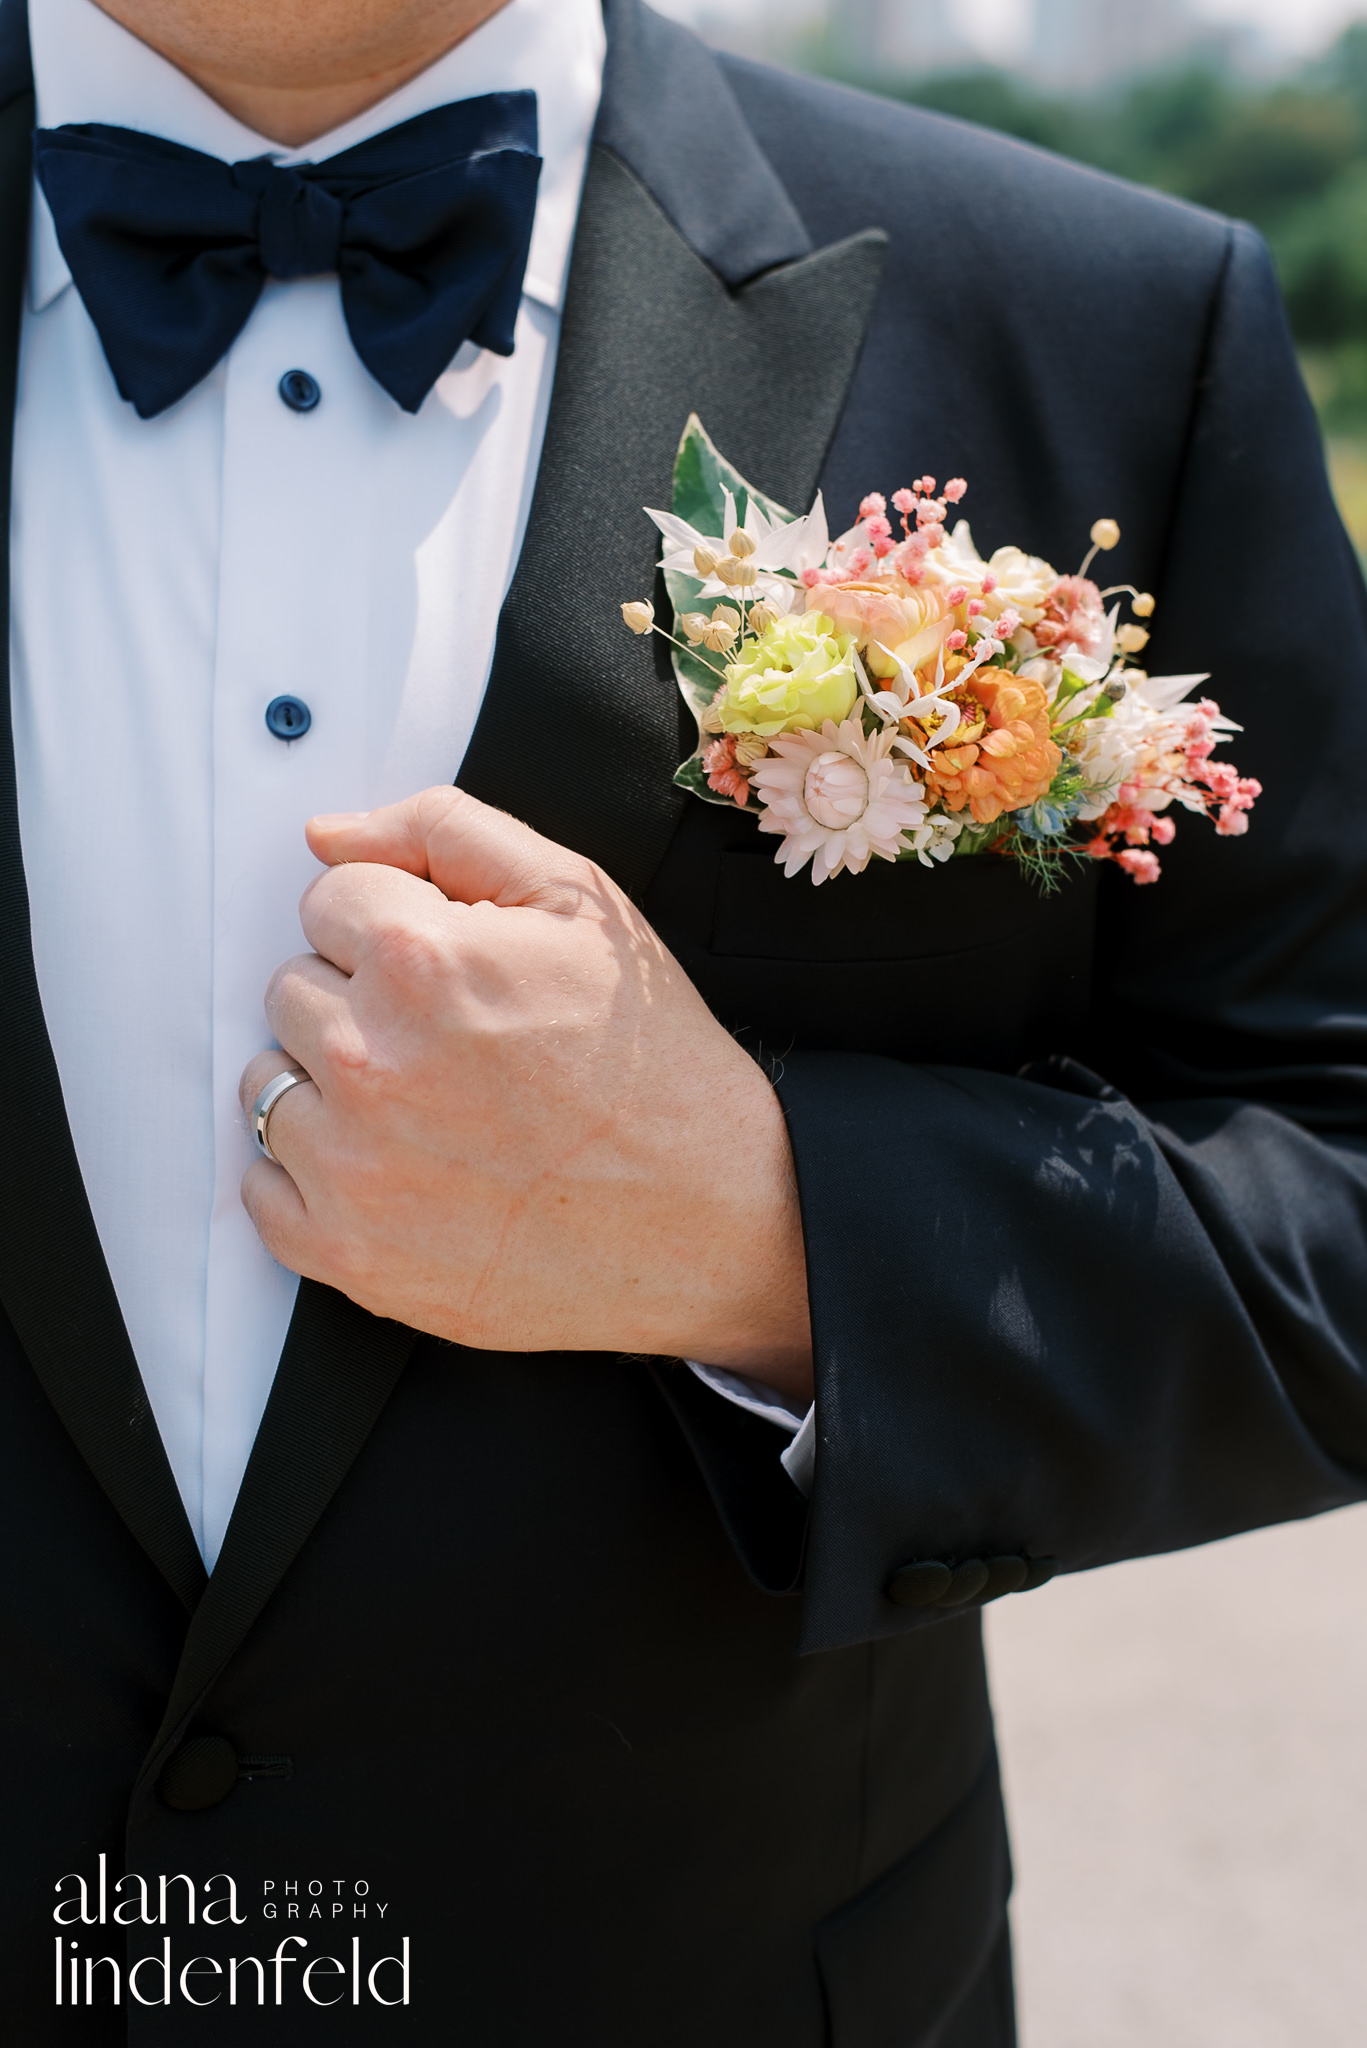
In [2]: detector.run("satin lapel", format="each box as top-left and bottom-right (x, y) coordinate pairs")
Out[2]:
(0, 85), (205, 1614)
(457, 144), (888, 898)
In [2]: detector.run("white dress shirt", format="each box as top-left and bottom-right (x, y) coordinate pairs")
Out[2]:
(12, 0), (812, 1570)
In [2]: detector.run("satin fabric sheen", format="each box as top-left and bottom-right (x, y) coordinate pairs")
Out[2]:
(34, 96), (542, 415)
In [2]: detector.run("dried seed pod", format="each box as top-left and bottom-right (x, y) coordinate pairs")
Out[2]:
(728, 530), (757, 559)
(620, 600), (655, 636)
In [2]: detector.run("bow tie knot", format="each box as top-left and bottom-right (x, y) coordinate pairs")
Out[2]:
(34, 94), (543, 416)
(237, 161), (346, 281)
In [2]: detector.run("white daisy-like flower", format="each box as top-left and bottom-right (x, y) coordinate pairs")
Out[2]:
(748, 716), (929, 885)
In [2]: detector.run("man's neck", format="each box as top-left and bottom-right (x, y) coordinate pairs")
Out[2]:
(89, 0), (514, 147)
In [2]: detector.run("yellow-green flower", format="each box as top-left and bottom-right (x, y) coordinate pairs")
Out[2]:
(715, 612), (859, 737)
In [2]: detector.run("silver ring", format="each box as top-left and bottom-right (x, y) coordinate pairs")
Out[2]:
(252, 1069), (311, 1163)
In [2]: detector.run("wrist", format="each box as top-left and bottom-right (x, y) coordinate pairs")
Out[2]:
(672, 1066), (814, 1404)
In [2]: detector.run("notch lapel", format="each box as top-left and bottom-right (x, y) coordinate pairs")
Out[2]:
(0, 58), (205, 1612)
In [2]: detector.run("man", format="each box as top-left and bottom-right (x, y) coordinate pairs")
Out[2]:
(2, 0), (1365, 2038)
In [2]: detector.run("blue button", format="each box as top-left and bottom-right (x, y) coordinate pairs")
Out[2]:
(265, 696), (311, 741)
(278, 369), (320, 413)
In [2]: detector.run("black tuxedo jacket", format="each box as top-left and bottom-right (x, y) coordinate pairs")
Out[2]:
(3, 1), (1366, 2043)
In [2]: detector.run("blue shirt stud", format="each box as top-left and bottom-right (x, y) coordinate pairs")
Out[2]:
(265, 696), (311, 741)
(278, 369), (321, 413)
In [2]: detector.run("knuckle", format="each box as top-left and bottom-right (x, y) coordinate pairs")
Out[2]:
(370, 915), (453, 993)
(314, 1014), (371, 1083)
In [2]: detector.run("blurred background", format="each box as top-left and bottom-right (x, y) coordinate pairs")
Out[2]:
(651, 11), (1367, 2040)
(654, 0), (1367, 553)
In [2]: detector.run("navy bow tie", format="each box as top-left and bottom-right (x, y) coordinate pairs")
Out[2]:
(33, 94), (542, 418)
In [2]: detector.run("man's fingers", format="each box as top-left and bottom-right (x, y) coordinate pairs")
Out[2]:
(306, 786), (599, 914)
(241, 1155), (319, 1278)
(298, 861), (448, 978)
(263, 949), (356, 1068)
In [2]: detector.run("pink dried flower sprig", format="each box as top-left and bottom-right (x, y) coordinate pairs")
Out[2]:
(1084, 701), (1261, 880)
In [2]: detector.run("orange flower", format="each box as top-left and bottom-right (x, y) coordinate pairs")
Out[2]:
(921, 671), (1061, 826)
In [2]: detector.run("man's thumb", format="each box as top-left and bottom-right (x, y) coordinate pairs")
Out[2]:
(307, 787), (589, 910)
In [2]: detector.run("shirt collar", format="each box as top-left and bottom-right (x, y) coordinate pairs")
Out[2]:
(28, 0), (606, 315)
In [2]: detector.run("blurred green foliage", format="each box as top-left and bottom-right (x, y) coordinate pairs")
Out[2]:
(830, 23), (1367, 430)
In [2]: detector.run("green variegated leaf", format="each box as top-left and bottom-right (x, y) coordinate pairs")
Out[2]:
(671, 413), (794, 539)
(668, 416), (799, 800)
(672, 755), (720, 801)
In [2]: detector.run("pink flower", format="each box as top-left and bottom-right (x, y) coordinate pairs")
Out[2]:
(1216, 806), (1249, 836)
(892, 487), (917, 518)
(805, 577), (952, 679)
(944, 478), (968, 503)
(860, 493), (888, 520)
(1117, 848), (1161, 884)
(1035, 574), (1107, 659)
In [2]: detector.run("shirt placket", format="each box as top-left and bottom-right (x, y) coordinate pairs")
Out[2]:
(201, 275), (381, 1569)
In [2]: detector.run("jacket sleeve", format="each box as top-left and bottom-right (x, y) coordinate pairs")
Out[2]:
(776, 223), (1367, 1654)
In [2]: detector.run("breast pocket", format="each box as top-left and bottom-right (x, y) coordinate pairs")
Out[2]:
(698, 842), (1100, 1068)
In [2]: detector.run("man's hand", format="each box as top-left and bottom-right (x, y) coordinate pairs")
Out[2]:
(239, 788), (814, 1404)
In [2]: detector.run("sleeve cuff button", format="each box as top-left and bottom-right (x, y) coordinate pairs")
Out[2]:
(886, 1561), (953, 1608)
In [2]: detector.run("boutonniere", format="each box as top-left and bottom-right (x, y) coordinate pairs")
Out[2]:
(620, 417), (1258, 888)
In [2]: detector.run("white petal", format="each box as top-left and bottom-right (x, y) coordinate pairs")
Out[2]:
(647, 507), (715, 552)
(1136, 671), (1213, 712)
